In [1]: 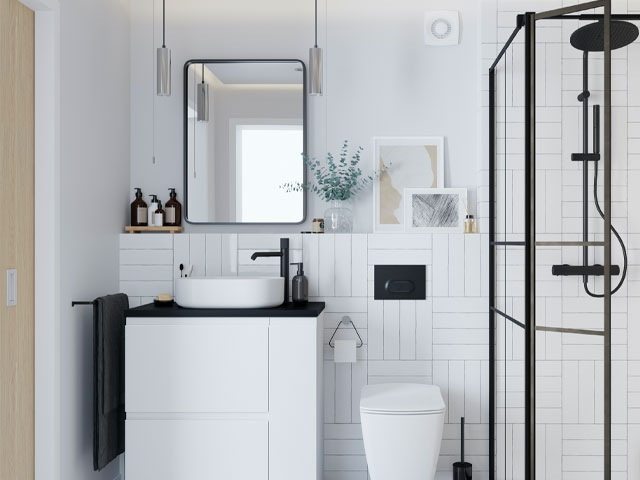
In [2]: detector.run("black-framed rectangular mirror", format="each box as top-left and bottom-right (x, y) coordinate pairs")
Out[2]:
(183, 59), (307, 224)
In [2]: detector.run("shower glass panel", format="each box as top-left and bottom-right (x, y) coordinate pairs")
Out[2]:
(488, 2), (627, 479)
(492, 27), (527, 479)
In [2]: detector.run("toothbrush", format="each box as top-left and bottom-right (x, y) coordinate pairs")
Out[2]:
(188, 265), (194, 277)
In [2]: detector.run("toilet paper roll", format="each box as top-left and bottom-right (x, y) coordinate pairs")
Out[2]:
(334, 340), (357, 363)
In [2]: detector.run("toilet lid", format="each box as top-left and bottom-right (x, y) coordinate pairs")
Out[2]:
(360, 383), (446, 414)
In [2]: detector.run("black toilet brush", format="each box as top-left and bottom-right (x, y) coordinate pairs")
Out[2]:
(452, 417), (472, 479)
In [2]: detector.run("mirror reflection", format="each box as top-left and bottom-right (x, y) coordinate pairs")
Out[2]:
(185, 60), (306, 224)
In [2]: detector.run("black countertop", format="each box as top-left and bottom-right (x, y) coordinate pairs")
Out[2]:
(126, 301), (325, 318)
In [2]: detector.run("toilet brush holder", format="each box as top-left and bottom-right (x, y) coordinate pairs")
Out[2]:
(452, 417), (472, 479)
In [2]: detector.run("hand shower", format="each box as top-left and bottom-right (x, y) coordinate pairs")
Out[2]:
(586, 104), (627, 297)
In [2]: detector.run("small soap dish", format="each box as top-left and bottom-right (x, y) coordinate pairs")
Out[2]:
(154, 294), (174, 307)
(153, 299), (174, 307)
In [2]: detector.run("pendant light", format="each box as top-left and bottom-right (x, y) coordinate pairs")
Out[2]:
(157, 0), (171, 96)
(196, 64), (209, 122)
(309, 0), (323, 96)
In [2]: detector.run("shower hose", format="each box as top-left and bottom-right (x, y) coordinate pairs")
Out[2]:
(583, 157), (628, 297)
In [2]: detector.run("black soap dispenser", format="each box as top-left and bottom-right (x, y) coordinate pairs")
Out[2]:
(291, 262), (308, 304)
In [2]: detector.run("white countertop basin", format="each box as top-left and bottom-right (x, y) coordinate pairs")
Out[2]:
(175, 276), (284, 309)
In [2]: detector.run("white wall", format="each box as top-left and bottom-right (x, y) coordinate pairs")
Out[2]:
(130, 0), (481, 233)
(59, 0), (131, 478)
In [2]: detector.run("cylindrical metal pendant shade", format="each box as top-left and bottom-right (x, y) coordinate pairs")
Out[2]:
(196, 82), (209, 122)
(157, 46), (171, 96)
(309, 47), (323, 96)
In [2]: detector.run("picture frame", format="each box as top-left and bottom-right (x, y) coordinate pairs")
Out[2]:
(403, 187), (467, 233)
(373, 137), (445, 232)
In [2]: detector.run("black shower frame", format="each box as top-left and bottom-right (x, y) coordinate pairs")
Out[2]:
(487, 1), (633, 479)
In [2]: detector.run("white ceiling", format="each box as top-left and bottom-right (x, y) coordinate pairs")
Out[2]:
(204, 62), (304, 85)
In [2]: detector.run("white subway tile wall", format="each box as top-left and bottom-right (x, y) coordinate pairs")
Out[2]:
(481, 0), (640, 478)
(119, 232), (489, 479)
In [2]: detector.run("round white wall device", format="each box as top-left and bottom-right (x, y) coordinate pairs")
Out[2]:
(424, 11), (460, 46)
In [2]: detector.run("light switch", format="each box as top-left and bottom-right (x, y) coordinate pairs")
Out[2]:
(6, 269), (17, 307)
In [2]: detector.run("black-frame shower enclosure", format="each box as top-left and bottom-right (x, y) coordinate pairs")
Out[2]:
(486, 1), (638, 479)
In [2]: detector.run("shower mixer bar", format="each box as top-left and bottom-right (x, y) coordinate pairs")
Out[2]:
(571, 153), (600, 162)
(552, 264), (620, 276)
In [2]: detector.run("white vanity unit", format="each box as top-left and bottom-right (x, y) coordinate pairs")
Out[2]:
(124, 302), (324, 480)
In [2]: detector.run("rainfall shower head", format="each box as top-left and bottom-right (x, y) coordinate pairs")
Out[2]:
(570, 20), (639, 52)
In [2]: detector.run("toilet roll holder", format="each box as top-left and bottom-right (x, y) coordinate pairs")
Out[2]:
(329, 316), (363, 349)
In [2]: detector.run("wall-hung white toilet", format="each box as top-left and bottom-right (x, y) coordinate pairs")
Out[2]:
(360, 383), (446, 480)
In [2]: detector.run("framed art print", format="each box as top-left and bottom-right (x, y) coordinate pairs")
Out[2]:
(403, 188), (467, 233)
(373, 137), (444, 232)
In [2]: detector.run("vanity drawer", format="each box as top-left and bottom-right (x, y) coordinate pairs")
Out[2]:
(125, 418), (268, 480)
(125, 322), (268, 413)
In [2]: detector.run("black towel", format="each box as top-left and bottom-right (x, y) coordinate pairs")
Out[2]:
(93, 293), (128, 471)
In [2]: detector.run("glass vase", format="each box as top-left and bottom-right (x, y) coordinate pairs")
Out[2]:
(324, 200), (353, 233)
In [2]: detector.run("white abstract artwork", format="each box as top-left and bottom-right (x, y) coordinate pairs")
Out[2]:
(403, 188), (467, 233)
(373, 137), (444, 232)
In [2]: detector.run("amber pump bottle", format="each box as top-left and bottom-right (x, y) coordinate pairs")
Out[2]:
(130, 188), (148, 226)
(165, 188), (182, 226)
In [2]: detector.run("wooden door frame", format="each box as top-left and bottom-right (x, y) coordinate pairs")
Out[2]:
(17, 0), (61, 478)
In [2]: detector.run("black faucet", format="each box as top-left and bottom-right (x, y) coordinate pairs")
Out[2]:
(250, 238), (289, 305)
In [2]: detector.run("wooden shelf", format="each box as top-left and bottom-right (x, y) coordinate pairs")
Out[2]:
(125, 226), (184, 234)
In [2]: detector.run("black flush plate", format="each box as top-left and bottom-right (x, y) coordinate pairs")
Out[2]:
(374, 265), (426, 300)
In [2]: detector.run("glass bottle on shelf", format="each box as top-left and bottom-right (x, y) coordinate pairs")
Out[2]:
(164, 188), (182, 226)
(464, 214), (476, 234)
(130, 188), (148, 226)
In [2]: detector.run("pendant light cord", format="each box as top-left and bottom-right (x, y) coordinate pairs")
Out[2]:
(202, 63), (205, 84)
(162, 0), (166, 47)
(152, 0), (156, 164)
(193, 70), (197, 179)
(314, 0), (318, 47)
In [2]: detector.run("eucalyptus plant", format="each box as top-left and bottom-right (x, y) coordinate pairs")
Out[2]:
(282, 141), (389, 202)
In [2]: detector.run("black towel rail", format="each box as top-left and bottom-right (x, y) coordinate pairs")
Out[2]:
(71, 301), (93, 307)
